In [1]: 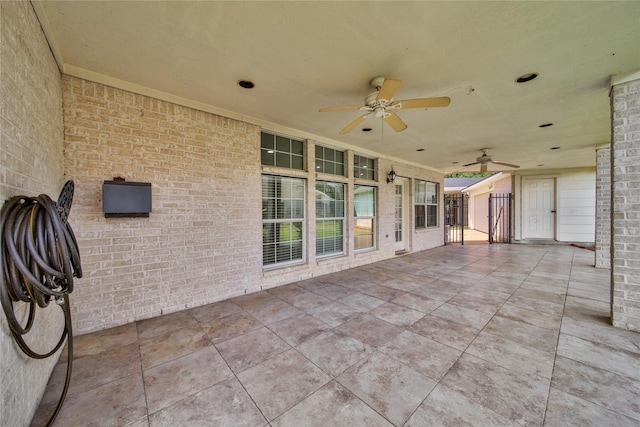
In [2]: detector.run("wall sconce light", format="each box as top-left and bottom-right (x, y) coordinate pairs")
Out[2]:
(386, 169), (397, 184)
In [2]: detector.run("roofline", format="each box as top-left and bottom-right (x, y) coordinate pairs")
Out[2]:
(462, 172), (508, 193)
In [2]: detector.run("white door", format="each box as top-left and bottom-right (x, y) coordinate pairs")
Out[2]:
(523, 178), (555, 239)
(394, 179), (409, 252)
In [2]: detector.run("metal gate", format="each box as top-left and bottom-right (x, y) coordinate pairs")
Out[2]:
(488, 193), (512, 244)
(444, 193), (468, 244)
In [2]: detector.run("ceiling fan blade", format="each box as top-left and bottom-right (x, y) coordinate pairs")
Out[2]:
(481, 163), (488, 173)
(384, 111), (408, 132)
(462, 162), (480, 167)
(339, 114), (370, 134)
(397, 97), (451, 109)
(492, 161), (520, 169)
(376, 78), (403, 102)
(319, 105), (363, 112)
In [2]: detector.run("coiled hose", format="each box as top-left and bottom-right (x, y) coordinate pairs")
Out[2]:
(0, 181), (82, 427)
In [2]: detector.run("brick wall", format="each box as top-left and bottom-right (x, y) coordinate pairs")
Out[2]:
(63, 76), (445, 334)
(611, 77), (640, 332)
(0, 2), (66, 425)
(63, 76), (264, 331)
(595, 146), (611, 268)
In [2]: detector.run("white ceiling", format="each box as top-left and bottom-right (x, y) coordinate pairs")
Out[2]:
(33, 1), (640, 173)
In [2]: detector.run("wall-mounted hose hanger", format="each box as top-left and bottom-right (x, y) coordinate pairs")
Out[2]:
(0, 181), (82, 426)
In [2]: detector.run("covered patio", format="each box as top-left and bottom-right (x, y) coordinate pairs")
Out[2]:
(33, 244), (640, 426)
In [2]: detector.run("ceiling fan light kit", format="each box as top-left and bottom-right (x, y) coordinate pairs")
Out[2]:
(319, 77), (450, 134)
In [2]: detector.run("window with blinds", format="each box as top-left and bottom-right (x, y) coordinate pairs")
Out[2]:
(354, 185), (376, 250)
(316, 181), (345, 257)
(415, 180), (439, 229)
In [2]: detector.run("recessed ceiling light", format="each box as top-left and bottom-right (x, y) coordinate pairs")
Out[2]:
(452, 161), (459, 164)
(238, 80), (255, 89)
(539, 123), (553, 128)
(417, 148), (425, 152)
(537, 164), (544, 167)
(515, 72), (539, 83)
(362, 128), (372, 132)
(550, 146), (560, 150)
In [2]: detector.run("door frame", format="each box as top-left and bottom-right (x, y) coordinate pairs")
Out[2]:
(515, 175), (557, 241)
(394, 178), (410, 253)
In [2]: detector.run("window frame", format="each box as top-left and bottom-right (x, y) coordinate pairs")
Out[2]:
(260, 131), (304, 170)
(262, 174), (306, 268)
(315, 181), (346, 258)
(315, 145), (345, 176)
(353, 185), (376, 251)
(353, 154), (376, 181)
(415, 179), (439, 229)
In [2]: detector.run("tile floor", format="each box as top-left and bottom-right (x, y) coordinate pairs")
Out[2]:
(32, 244), (640, 426)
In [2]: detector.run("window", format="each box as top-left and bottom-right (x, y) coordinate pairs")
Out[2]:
(354, 155), (376, 180)
(415, 180), (439, 228)
(354, 185), (375, 250)
(262, 175), (305, 266)
(315, 146), (345, 176)
(316, 182), (345, 257)
(261, 131), (304, 170)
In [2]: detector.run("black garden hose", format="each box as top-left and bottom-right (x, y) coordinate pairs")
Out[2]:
(0, 182), (82, 427)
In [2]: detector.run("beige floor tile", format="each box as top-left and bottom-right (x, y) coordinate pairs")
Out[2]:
(247, 300), (303, 324)
(189, 300), (244, 323)
(405, 385), (519, 427)
(267, 313), (332, 346)
(139, 325), (210, 369)
(467, 331), (556, 379)
(391, 292), (444, 313)
(337, 351), (436, 426)
(297, 330), (373, 377)
(238, 348), (331, 421)
(335, 313), (403, 348)
(216, 326), (290, 373)
(33, 244), (635, 427)
(544, 388), (639, 427)
(411, 314), (480, 351)
(143, 346), (232, 413)
(369, 302), (426, 327)
(46, 373), (147, 427)
(551, 355), (640, 422)
(484, 315), (559, 353)
(441, 354), (549, 426)
(272, 381), (393, 427)
(137, 309), (199, 341)
(201, 311), (262, 344)
(557, 334), (640, 382)
(378, 330), (462, 381)
(307, 300), (360, 327)
(148, 376), (267, 426)
(430, 302), (495, 329)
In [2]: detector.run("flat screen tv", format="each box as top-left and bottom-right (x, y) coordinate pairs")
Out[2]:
(102, 181), (152, 217)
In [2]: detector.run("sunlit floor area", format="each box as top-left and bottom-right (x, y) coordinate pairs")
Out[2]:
(33, 244), (640, 426)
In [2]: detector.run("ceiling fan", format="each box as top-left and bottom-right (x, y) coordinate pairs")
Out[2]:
(319, 77), (450, 134)
(463, 148), (520, 172)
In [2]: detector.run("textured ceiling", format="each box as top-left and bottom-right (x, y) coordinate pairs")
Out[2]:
(33, 1), (640, 173)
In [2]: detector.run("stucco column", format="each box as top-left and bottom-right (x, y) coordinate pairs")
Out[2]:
(610, 72), (640, 332)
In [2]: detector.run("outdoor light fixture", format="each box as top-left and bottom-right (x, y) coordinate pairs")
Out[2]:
(386, 169), (397, 184)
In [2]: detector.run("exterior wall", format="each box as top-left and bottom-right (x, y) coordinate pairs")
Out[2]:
(595, 145), (611, 268)
(0, 2), (66, 425)
(465, 174), (512, 232)
(513, 168), (596, 243)
(611, 77), (640, 332)
(63, 76), (445, 334)
(556, 170), (596, 242)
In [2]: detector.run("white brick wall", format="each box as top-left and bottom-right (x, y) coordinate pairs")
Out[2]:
(63, 77), (445, 335)
(1, 2), (66, 425)
(611, 77), (640, 332)
(595, 146), (611, 268)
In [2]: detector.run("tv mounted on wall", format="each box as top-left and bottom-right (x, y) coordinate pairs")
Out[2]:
(102, 180), (152, 218)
